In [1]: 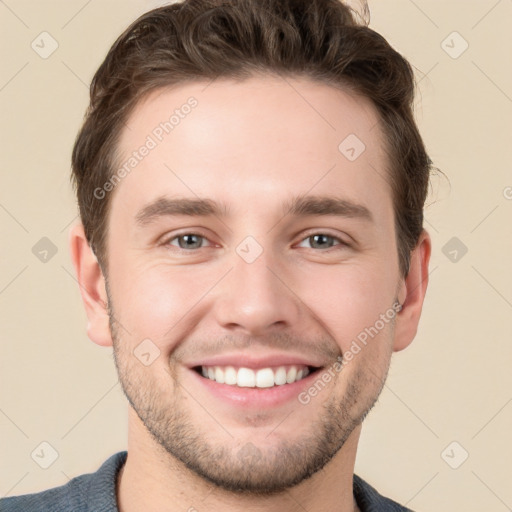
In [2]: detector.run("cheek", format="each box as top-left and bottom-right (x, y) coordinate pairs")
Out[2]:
(295, 262), (397, 352)
(110, 260), (216, 345)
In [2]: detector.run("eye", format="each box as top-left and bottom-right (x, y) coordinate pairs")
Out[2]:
(297, 233), (346, 250)
(167, 233), (212, 250)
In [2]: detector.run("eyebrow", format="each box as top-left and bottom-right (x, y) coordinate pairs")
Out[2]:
(134, 194), (373, 226)
(285, 195), (373, 221)
(135, 197), (227, 225)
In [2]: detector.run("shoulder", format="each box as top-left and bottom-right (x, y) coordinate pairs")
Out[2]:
(353, 474), (414, 512)
(0, 451), (127, 512)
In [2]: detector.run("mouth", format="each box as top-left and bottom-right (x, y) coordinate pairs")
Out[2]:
(186, 353), (330, 408)
(192, 364), (321, 389)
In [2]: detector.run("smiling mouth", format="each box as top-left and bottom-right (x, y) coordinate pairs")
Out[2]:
(193, 364), (321, 388)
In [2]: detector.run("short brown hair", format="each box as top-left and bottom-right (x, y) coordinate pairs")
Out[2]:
(71, 0), (431, 277)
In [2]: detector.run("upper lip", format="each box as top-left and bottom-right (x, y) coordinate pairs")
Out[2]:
(186, 352), (327, 370)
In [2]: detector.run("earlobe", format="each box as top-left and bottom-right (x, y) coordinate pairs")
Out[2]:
(69, 223), (113, 347)
(393, 229), (431, 352)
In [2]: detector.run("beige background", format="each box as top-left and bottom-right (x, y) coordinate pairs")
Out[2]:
(1, 1), (511, 510)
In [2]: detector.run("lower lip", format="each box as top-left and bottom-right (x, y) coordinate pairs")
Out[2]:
(188, 367), (320, 408)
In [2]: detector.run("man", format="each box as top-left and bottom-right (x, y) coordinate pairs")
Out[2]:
(2, 0), (431, 510)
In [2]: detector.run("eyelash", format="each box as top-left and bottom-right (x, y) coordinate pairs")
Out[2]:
(163, 232), (349, 252)
(164, 232), (214, 251)
(296, 233), (348, 250)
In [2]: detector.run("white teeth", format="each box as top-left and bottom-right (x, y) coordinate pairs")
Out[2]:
(274, 366), (287, 385)
(224, 366), (237, 385)
(214, 367), (225, 384)
(286, 366), (297, 384)
(237, 367), (255, 387)
(255, 368), (274, 388)
(199, 364), (312, 388)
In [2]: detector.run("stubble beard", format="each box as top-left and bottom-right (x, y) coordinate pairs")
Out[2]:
(108, 301), (390, 496)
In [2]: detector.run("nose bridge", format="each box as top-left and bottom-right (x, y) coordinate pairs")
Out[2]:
(213, 241), (300, 334)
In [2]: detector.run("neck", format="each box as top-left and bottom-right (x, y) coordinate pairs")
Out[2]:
(117, 409), (361, 512)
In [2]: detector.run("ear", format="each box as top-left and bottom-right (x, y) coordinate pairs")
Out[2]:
(393, 229), (431, 352)
(69, 223), (113, 347)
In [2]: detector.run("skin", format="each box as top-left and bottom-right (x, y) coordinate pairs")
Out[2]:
(70, 75), (431, 512)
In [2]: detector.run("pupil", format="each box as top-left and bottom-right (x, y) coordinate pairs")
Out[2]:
(180, 235), (201, 248)
(312, 234), (331, 248)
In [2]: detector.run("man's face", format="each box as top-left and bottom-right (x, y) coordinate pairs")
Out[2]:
(106, 75), (404, 493)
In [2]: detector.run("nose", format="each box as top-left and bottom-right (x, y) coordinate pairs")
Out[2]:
(212, 247), (302, 336)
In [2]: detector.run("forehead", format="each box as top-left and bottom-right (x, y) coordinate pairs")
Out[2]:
(112, 74), (391, 220)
